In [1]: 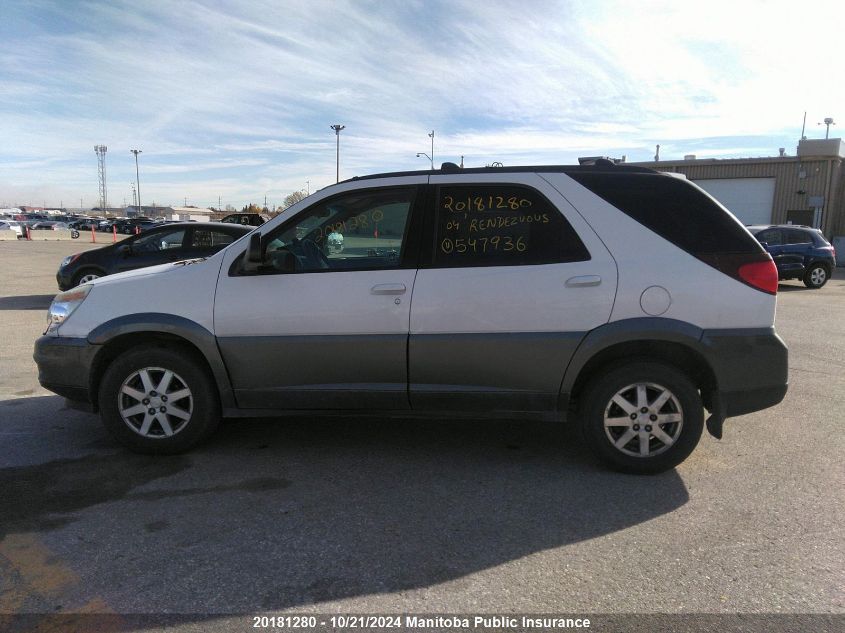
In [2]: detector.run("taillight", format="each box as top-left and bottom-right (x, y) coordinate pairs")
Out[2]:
(697, 252), (778, 295)
(738, 259), (778, 295)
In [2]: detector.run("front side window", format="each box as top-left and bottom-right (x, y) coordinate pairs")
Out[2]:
(432, 184), (589, 267)
(756, 229), (782, 246)
(263, 188), (415, 272)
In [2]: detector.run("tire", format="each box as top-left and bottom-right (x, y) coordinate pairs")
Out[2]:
(72, 268), (103, 287)
(98, 346), (220, 454)
(579, 361), (704, 474)
(803, 263), (829, 289)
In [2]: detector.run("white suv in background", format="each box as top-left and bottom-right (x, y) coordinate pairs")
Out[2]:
(35, 162), (788, 473)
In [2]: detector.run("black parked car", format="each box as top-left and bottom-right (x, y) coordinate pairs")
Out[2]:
(220, 212), (266, 226)
(56, 222), (252, 290)
(748, 225), (836, 288)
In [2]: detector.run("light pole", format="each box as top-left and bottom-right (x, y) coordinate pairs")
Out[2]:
(306, 180), (310, 196)
(819, 117), (836, 139)
(330, 124), (345, 182)
(130, 149), (142, 212)
(428, 130), (435, 168)
(416, 152), (433, 169)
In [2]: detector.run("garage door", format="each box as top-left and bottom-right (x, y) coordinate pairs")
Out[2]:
(693, 178), (775, 226)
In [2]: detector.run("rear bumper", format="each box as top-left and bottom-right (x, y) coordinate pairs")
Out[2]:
(700, 327), (788, 416)
(33, 335), (99, 404)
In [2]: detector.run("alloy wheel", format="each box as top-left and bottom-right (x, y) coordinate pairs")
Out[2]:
(118, 367), (193, 438)
(603, 382), (684, 458)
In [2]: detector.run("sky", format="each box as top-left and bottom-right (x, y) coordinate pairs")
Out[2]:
(1, 0), (844, 210)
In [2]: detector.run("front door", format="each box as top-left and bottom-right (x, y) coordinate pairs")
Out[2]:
(214, 181), (425, 410)
(116, 226), (188, 272)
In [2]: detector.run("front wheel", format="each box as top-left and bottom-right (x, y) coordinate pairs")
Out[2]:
(73, 269), (102, 286)
(98, 346), (220, 454)
(579, 362), (704, 474)
(803, 264), (829, 289)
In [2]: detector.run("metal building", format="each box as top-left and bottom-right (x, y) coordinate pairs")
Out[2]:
(627, 138), (845, 241)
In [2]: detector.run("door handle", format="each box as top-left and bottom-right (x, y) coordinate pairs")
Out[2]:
(370, 283), (407, 295)
(565, 275), (602, 288)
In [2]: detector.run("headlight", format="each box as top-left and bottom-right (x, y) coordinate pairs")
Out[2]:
(60, 254), (81, 268)
(46, 285), (92, 333)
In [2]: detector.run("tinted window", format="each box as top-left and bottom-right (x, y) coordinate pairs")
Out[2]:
(191, 228), (237, 248)
(132, 228), (186, 252)
(756, 229), (782, 246)
(264, 188), (414, 272)
(785, 229), (811, 245)
(569, 173), (762, 255)
(432, 185), (589, 268)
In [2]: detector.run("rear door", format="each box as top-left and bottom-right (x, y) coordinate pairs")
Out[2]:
(755, 228), (786, 274)
(782, 228), (813, 274)
(409, 173), (617, 412)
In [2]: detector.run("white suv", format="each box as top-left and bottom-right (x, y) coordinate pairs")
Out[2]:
(35, 163), (788, 473)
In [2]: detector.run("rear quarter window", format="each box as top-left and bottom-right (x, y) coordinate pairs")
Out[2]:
(568, 172), (763, 256)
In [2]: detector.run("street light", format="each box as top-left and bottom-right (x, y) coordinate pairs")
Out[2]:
(330, 124), (345, 182)
(130, 149), (142, 212)
(818, 117), (836, 139)
(416, 152), (433, 169)
(428, 130), (435, 168)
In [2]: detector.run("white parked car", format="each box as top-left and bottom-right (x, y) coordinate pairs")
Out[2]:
(0, 220), (24, 237)
(35, 162), (788, 473)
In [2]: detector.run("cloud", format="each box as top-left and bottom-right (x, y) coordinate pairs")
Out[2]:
(1, 0), (844, 206)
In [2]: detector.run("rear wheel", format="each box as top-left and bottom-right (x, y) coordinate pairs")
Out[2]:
(98, 346), (220, 454)
(803, 264), (829, 289)
(579, 361), (704, 474)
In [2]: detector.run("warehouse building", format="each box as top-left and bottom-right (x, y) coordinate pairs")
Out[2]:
(625, 138), (845, 261)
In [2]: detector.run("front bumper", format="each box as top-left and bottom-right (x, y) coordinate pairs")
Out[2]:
(33, 335), (99, 404)
(56, 269), (74, 291)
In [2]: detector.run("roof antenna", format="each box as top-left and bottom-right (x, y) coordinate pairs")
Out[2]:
(654, 144), (660, 162)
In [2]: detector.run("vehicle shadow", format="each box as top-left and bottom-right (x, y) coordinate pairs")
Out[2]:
(0, 396), (689, 618)
(0, 294), (54, 310)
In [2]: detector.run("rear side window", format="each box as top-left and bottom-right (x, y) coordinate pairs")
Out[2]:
(784, 229), (812, 245)
(191, 228), (238, 248)
(568, 173), (763, 255)
(432, 184), (590, 268)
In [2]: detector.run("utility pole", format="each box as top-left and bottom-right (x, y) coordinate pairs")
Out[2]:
(130, 149), (142, 212)
(306, 180), (310, 196)
(218, 195), (221, 212)
(94, 145), (108, 210)
(330, 124), (345, 182)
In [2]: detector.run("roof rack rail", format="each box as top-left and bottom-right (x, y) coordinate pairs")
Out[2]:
(344, 163), (657, 183)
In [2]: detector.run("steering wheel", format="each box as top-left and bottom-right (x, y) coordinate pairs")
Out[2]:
(290, 238), (330, 270)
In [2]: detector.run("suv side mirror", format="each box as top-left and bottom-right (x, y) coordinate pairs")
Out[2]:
(758, 242), (768, 248)
(242, 233), (264, 273)
(118, 243), (132, 257)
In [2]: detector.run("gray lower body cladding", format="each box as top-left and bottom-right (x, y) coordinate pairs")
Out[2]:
(217, 332), (585, 411)
(34, 323), (787, 426)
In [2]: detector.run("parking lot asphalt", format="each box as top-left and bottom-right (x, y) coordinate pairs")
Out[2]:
(0, 240), (842, 628)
